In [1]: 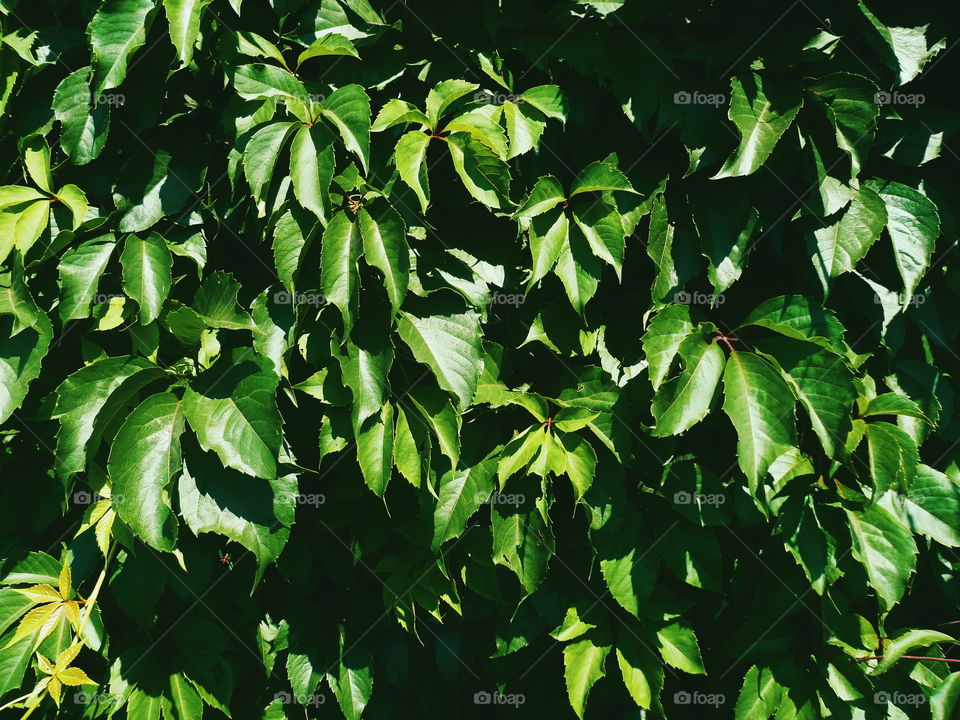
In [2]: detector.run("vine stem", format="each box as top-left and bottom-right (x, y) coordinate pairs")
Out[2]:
(17, 700), (39, 720)
(72, 540), (118, 646)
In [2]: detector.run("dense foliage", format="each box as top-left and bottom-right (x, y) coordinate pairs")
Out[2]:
(0, 0), (959, 717)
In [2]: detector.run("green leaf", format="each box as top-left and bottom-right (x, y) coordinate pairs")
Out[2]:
(164, 0), (208, 67)
(515, 175), (566, 220)
(573, 202), (625, 279)
(616, 633), (664, 713)
(289, 123), (335, 223)
(866, 421), (918, 495)
(108, 392), (185, 551)
(735, 665), (783, 720)
(642, 304), (694, 391)
(492, 496), (553, 596)
(320, 211), (361, 336)
(569, 159), (636, 197)
(862, 393), (930, 421)
(712, 72), (802, 179)
(563, 635), (611, 719)
(740, 294), (850, 355)
(115, 148), (204, 233)
(397, 303), (482, 411)
(327, 627), (374, 720)
(651, 331), (725, 437)
(858, 1), (945, 85)
(503, 100), (546, 158)
(656, 620), (706, 674)
(194, 270), (254, 330)
(779, 493), (839, 595)
(560, 433), (597, 502)
(394, 131), (431, 214)
(526, 208), (568, 289)
(57, 236), (117, 321)
(406, 384), (461, 469)
(179, 455), (295, 583)
(554, 227), (602, 318)
(22, 135), (52, 193)
(272, 208), (314, 294)
(811, 184), (887, 290)
(425, 79), (479, 127)
(756, 337), (855, 458)
(865, 179), (940, 304)
(444, 111), (509, 159)
(0, 261), (53, 423)
(243, 121), (297, 215)
(339, 333), (393, 429)
(232, 64), (309, 102)
(931, 672), (960, 720)
(56, 184), (89, 229)
(900, 464), (960, 547)
(846, 499), (917, 613)
(647, 195), (679, 306)
(807, 73), (880, 178)
(372, 99), (430, 132)
(89, 0), (156, 94)
(431, 456), (496, 551)
(320, 84), (371, 173)
(447, 133), (511, 210)
(694, 189), (760, 293)
(520, 84), (568, 122)
(721, 350), (797, 488)
(52, 355), (163, 480)
(297, 33), (359, 65)
(183, 348), (282, 479)
(234, 31), (286, 66)
(873, 628), (954, 674)
(121, 233), (173, 324)
(392, 404), (424, 487)
(167, 672), (204, 720)
(359, 205), (409, 317)
(356, 402), (393, 496)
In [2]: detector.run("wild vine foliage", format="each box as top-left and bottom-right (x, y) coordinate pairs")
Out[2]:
(0, 0), (959, 717)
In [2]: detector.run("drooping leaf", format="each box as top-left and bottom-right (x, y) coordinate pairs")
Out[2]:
(721, 350), (797, 488)
(108, 392), (185, 551)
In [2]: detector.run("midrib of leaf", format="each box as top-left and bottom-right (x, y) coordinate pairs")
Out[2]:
(738, 98), (773, 170)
